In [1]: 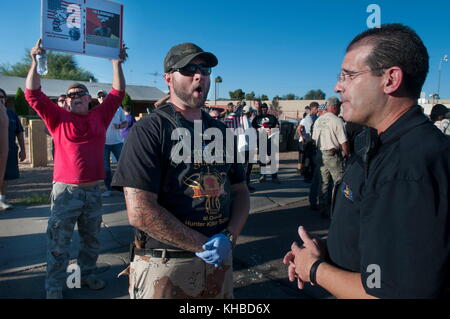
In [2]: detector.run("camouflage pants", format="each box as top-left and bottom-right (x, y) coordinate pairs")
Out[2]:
(316, 150), (344, 213)
(46, 182), (103, 292)
(123, 252), (233, 299)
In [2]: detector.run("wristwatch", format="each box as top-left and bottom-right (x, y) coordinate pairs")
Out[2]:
(221, 229), (234, 245)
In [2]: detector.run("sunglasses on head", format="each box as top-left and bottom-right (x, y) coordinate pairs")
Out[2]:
(172, 64), (211, 76)
(67, 91), (89, 99)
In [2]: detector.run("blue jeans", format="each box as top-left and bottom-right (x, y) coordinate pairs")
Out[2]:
(104, 143), (123, 191)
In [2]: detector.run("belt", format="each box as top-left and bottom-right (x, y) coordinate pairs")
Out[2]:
(322, 149), (339, 156)
(134, 248), (196, 259)
(55, 181), (102, 188)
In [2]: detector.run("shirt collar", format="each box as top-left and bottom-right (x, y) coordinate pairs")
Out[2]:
(379, 105), (429, 145)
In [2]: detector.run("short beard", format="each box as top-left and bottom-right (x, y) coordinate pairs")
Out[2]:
(173, 82), (209, 109)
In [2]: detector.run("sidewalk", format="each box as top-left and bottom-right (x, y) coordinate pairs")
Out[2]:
(0, 155), (331, 299)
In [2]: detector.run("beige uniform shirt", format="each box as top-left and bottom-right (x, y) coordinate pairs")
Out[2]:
(312, 112), (348, 151)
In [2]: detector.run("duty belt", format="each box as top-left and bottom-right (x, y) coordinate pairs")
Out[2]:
(134, 247), (196, 259)
(322, 148), (339, 156)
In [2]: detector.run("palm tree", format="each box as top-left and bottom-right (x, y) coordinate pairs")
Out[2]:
(215, 76), (222, 105)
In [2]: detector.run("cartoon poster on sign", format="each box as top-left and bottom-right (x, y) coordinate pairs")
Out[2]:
(41, 0), (123, 59)
(41, 0), (84, 53)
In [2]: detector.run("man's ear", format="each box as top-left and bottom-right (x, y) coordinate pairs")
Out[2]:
(383, 66), (403, 95)
(164, 73), (172, 86)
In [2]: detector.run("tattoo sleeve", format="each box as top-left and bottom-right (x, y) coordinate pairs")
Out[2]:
(123, 187), (208, 252)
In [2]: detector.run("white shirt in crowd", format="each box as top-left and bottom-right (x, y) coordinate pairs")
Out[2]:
(106, 107), (126, 145)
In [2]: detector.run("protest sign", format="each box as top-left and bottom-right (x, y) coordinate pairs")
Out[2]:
(41, 0), (123, 59)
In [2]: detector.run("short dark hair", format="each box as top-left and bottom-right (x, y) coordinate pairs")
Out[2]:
(309, 102), (319, 108)
(0, 88), (6, 98)
(261, 103), (268, 109)
(430, 104), (449, 121)
(347, 23), (429, 99)
(124, 105), (132, 113)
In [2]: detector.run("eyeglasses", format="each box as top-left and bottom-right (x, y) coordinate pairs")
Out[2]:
(337, 68), (385, 82)
(67, 91), (89, 99)
(58, 99), (65, 103)
(172, 64), (212, 76)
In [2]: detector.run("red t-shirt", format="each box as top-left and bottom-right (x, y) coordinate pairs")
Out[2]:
(25, 88), (125, 183)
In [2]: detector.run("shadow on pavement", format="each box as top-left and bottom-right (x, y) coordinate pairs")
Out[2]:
(232, 203), (332, 299)
(0, 260), (129, 299)
(0, 224), (133, 273)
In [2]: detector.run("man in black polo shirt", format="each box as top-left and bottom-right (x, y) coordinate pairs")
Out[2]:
(284, 24), (450, 298)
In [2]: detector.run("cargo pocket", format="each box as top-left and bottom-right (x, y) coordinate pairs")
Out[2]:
(128, 257), (151, 299)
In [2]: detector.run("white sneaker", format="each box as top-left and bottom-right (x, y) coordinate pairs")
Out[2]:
(102, 190), (112, 198)
(0, 200), (12, 210)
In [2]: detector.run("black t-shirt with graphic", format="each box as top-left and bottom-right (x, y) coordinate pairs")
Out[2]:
(112, 103), (246, 249)
(251, 114), (279, 129)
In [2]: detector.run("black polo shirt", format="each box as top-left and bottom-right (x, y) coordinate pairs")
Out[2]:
(327, 105), (450, 298)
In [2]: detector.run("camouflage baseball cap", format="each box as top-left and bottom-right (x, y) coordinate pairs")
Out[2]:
(164, 43), (218, 73)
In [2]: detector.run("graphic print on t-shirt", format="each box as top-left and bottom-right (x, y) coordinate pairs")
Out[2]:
(183, 166), (227, 215)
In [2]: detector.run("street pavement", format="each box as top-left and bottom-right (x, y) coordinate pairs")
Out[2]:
(0, 161), (332, 299)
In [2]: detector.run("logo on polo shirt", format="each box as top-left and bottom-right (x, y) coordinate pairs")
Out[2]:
(341, 183), (353, 201)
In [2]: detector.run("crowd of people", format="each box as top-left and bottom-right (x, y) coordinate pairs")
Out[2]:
(205, 99), (281, 190)
(0, 23), (449, 299)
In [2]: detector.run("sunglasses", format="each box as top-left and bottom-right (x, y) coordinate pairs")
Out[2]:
(172, 64), (211, 76)
(58, 99), (65, 103)
(67, 91), (89, 99)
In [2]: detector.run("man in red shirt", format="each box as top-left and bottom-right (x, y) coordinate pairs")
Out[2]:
(25, 39), (126, 299)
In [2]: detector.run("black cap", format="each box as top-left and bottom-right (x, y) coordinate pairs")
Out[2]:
(164, 43), (218, 73)
(67, 83), (89, 94)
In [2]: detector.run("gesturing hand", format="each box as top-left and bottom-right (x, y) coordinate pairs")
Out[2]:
(196, 233), (232, 267)
(283, 226), (326, 288)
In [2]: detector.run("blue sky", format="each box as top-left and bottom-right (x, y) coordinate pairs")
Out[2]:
(1, 0), (450, 100)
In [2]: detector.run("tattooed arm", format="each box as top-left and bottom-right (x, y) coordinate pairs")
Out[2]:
(123, 187), (209, 252)
(227, 182), (250, 245)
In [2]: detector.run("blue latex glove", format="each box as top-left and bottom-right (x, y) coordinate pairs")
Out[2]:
(195, 234), (232, 267)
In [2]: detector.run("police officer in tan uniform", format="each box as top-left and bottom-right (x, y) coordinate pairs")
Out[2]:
(312, 96), (349, 217)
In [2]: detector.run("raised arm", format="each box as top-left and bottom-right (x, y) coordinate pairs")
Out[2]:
(111, 44), (127, 92)
(123, 187), (208, 252)
(26, 39), (44, 91)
